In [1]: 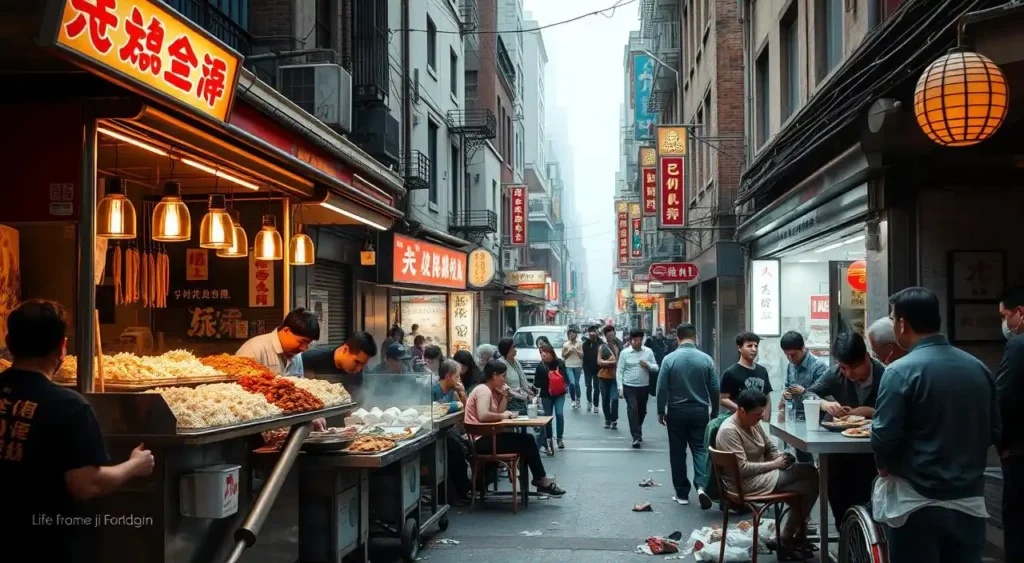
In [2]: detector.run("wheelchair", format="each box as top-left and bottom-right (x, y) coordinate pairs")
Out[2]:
(838, 504), (889, 563)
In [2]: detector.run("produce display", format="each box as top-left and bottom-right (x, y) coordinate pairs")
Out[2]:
(200, 354), (275, 379)
(238, 372), (324, 414)
(345, 435), (397, 453)
(285, 377), (352, 406)
(146, 383), (283, 429)
(55, 350), (224, 383)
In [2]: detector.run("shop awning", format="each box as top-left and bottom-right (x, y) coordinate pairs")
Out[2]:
(503, 287), (547, 305)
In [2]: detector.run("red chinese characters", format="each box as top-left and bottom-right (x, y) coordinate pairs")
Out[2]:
(642, 167), (657, 216)
(198, 53), (228, 107)
(659, 156), (685, 228)
(508, 186), (527, 246)
(64, 0), (118, 55)
(254, 261), (270, 306)
(117, 6), (165, 75)
(164, 34), (199, 93)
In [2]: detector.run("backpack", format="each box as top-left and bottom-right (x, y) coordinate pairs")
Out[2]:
(547, 366), (567, 396)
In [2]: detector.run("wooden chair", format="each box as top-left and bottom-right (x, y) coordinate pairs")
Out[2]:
(708, 447), (801, 562)
(464, 423), (521, 514)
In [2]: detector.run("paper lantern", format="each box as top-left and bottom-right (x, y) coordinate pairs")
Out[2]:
(914, 49), (1008, 147)
(847, 260), (868, 293)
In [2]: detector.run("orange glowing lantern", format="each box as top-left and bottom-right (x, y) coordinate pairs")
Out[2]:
(847, 260), (868, 293)
(914, 49), (1008, 147)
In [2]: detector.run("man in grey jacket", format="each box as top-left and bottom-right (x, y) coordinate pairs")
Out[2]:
(873, 287), (1000, 562)
(656, 323), (720, 508)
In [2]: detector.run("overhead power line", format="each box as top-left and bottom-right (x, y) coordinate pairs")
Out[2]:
(395, 0), (638, 35)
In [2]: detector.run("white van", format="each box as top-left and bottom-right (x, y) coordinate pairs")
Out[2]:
(511, 325), (569, 383)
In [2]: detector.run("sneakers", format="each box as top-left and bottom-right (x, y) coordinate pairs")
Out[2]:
(698, 488), (713, 510)
(611, 421), (618, 430)
(586, 403), (593, 412)
(604, 421), (611, 429)
(671, 495), (690, 506)
(632, 439), (641, 449)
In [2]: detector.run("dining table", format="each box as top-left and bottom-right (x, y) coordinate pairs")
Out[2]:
(769, 419), (873, 562)
(479, 415), (553, 508)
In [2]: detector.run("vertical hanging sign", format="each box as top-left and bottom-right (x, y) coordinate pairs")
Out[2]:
(656, 126), (688, 229)
(506, 185), (527, 246)
(750, 259), (781, 336)
(629, 202), (644, 259)
(640, 147), (658, 216)
(616, 200), (629, 266)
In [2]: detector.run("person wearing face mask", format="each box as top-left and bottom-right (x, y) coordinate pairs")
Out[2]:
(996, 287), (1024, 563)
(872, 287), (1000, 563)
(0, 300), (156, 561)
(866, 317), (907, 366)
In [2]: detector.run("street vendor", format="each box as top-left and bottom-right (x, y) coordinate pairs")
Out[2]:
(301, 332), (378, 401)
(0, 300), (155, 560)
(801, 331), (884, 529)
(236, 308), (320, 376)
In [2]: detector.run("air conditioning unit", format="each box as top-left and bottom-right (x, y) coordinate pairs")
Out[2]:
(502, 249), (517, 271)
(277, 64), (353, 133)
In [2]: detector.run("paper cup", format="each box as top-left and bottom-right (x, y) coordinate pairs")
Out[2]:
(803, 399), (822, 431)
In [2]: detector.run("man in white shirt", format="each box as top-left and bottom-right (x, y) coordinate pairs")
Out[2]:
(617, 328), (659, 448)
(236, 308), (319, 376)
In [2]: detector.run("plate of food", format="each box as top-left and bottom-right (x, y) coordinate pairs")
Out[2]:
(343, 436), (398, 454)
(841, 427), (871, 438)
(822, 415), (869, 432)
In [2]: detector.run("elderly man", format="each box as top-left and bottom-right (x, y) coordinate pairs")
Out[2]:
(866, 317), (907, 366)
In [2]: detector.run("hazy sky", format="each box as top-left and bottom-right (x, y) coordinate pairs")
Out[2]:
(524, 0), (637, 318)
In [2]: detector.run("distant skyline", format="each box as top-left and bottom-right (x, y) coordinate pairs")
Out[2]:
(524, 0), (636, 318)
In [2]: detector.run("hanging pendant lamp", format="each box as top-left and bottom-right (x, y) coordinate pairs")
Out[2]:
(253, 214), (283, 261)
(216, 209), (248, 258)
(290, 223), (315, 266)
(97, 177), (137, 239)
(199, 194), (234, 249)
(152, 181), (191, 242)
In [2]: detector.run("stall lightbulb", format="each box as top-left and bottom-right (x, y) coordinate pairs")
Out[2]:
(290, 225), (315, 266)
(216, 210), (248, 258)
(152, 182), (191, 242)
(199, 194), (234, 249)
(97, 177), (137, 240)
(253, 214), (283, 261)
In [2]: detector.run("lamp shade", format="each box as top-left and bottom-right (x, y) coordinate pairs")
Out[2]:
(152, 182), (191, 242)
(216, 210), (248, 258)
(290, 225), (315, 266)
(199, 194), (234, 249)
(253, 214), (283, 261)
(914, 49), (1008, 147)
(97, 177), (137, 239)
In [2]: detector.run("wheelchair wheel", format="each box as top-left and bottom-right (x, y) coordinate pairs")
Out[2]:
(838, 505), (888, 563)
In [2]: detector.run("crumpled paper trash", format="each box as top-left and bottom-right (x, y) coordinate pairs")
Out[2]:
(635, 531), (683, 555)
(633, 502), (654, 512)
(638, 478), (660, 487)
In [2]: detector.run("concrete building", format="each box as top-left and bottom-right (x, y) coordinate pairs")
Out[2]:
(499, 0), (527, 183)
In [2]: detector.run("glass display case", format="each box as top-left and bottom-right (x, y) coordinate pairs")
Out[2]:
(347, 371), (440, 434)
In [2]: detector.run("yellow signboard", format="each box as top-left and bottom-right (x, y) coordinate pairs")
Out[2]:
(656, 126), (688, 156)
(52, 0), (241, 122)
(640, 147), (657, 166)
(467, 248), (496, 288)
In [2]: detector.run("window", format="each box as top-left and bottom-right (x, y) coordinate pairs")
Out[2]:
(428, 120), (439, 203)
(703, 90), (712, 183)
(780, 6), (800, 121)
(755, 48), (770, 148)
(450, 145), (460, 214)
(695, 105), (704, 187)
(449, 48), (458, 95)
(815, 0), (842, 82)
(315, 0), (331, 49)
(426, 17), (437, 71)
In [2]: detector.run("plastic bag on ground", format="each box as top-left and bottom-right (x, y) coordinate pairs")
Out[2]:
(694, 542), (751, 562)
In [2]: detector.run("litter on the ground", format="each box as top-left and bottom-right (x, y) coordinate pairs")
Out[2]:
(550, 522), (560, 525)
(648, 469), (667, 473)
(639, 478), (660, 487)
(429, 539), (460, 546)
(519, 530), (543, 537)
(632, 502), (654, 512)
(635, 531), (682, 555)
(680, 519), (777, 562)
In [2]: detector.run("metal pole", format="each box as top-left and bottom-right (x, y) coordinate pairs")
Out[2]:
(77, 117), (97, 394)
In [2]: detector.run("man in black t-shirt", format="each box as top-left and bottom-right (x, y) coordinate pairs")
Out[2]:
(0, 300), (154, 561)
(302, 332), (378, 404)
(719, 332), (773, 421)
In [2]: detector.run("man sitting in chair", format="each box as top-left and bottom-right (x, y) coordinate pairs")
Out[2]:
(716, 389), (818, 560)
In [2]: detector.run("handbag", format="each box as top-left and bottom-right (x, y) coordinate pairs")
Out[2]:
(547, 367), (567, 396)
(597, 344), (617, 379)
